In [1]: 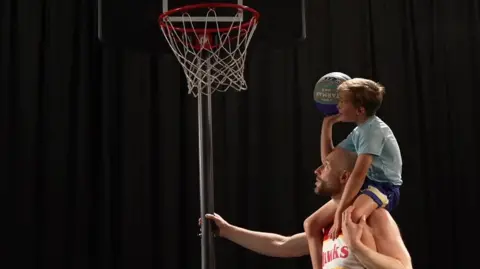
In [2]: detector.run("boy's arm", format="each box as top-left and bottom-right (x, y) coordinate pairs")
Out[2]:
(336, 126), (385, 215)
(320, 115), (341, 162)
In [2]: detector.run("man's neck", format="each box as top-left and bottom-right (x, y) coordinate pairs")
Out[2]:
(331, 194), (342, 204)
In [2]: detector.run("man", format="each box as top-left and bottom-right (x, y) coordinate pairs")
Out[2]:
(201, 148), (412, 269)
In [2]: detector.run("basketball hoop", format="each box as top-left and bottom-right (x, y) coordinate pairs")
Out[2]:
(159, 5), (259, 269)
(158, 3), (260, 97)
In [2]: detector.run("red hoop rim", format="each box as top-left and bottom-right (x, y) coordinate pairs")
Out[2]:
(158, 3), (260, 34)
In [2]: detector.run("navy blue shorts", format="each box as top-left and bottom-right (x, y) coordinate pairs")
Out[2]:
(359, 178), (401, 212)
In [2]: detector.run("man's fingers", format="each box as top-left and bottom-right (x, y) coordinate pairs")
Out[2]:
(346, 208), (353, 225)
(346, 206), (355, 214)
(359, 215), (367, 225)
(342, 210), (348, 227)
(343, 209), (348, 223)
(200, 214), (216, 228)
(344, 206), (355, 225)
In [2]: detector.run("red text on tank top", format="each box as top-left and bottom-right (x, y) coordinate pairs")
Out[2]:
(322, 243), (349, 268)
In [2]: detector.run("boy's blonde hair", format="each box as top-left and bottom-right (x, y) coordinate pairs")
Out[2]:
(338, 78), (385, 116)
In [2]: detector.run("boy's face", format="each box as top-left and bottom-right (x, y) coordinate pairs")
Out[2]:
(337, 91), (364, 122)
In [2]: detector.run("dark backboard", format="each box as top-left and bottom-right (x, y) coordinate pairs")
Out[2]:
(97, 0), (307, 53)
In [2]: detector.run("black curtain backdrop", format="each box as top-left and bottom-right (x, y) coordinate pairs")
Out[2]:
(2, 0), (480, 269)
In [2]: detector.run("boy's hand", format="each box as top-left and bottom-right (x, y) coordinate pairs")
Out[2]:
(323, 114), (341, 125)
(328, 212), (343, 239)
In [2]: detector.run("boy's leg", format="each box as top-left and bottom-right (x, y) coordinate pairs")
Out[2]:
(303, 199), (337, 269)
(304, 199), (338, 232)
(351, 181), (394, 223)
(351, 194), (380, 223)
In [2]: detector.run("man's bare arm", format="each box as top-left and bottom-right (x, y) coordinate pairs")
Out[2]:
(353, 210), (413, 269)
(222, 226), (309, 258)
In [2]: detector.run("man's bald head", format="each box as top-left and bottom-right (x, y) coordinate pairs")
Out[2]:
(326, 148), (357, 174)
(313, 148), (357, 197)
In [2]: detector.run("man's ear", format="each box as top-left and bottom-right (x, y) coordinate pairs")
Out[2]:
(340, 170), (350, 184)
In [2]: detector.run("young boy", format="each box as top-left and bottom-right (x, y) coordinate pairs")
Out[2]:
(304, 78), (403, 269)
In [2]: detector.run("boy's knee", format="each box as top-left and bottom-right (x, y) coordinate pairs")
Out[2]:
(350, 208), (366, 223)
(303, 217), (322, 236)
(303, 217), (312, 233)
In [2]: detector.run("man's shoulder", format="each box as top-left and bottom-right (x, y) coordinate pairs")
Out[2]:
(367, 209), (399, 234)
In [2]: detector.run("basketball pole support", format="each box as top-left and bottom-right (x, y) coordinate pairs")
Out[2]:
(197, 53), (216, 269)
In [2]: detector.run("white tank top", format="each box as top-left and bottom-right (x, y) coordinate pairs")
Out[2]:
(322, 226), (366, 269)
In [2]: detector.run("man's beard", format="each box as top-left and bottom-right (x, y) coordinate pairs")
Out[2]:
(314, 180), (339, 196)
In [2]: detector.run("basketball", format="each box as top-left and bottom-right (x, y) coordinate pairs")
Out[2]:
(313, 72), (351, 115)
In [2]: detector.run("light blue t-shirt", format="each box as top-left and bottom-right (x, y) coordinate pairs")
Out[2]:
(337, 116), (403, 186)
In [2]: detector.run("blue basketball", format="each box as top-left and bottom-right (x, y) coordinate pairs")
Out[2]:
(313, 72), (351, 115)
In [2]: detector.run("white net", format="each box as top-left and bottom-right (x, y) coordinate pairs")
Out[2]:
(159, 6), (259, 97)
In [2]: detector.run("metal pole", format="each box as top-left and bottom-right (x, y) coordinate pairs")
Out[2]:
(206, 52), (216, 269)
(198, 51), (216, 269)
